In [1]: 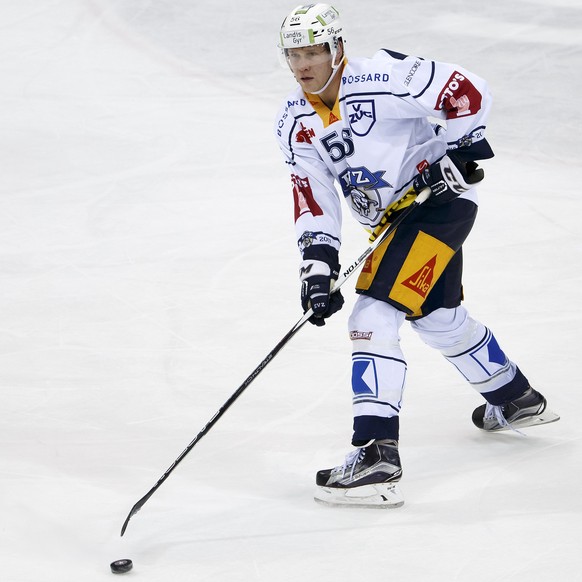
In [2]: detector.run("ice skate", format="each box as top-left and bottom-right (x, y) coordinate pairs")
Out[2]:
(472, 386), (560, 432)
(314, 440), (404, 508)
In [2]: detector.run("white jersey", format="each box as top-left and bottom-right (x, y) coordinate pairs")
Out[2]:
(274, 49), (492, 256)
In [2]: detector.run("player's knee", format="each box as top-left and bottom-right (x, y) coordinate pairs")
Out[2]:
(349, 296), (405, 349)
(410, 306), (484, 355)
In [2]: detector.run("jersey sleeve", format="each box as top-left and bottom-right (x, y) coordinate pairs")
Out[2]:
(384, 50), (493, 158)
(275, 105), (342, 261)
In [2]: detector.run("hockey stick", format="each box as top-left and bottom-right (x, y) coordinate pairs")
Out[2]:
(120, 187), (431, 536)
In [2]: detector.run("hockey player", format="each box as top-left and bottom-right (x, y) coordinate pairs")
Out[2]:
(274, 4), (559, 508)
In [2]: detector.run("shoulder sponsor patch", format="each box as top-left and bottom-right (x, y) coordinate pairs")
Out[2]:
(404, 59), (422, 86)
(295, 122), (315, 144)
(435, 71), (482, 119)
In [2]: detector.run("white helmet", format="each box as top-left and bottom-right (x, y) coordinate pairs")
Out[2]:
(278, 4), (344, 67)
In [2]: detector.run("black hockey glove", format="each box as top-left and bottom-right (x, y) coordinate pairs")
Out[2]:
(412, 152), (484, 205)
(300, 257), (344, 327)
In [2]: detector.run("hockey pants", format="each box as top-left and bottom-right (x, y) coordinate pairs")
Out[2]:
(349, 295), (529, 444)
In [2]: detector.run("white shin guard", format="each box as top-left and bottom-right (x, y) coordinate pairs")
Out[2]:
(348, 296), (407, 419)
(410, 306), (518, 396)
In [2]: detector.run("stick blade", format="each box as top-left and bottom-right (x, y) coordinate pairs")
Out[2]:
(120, 504), (139, 537)
(120, 491), (152, 536)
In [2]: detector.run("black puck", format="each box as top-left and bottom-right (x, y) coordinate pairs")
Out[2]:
(110, 559), (133, 574)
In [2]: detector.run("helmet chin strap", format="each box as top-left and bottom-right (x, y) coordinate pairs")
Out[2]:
(310, 59), (343, 95)
(306, 42), (344, 95)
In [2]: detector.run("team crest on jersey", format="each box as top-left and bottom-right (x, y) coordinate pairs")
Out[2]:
(346, 99), (376, 136)
(339, 167), (391, 193)
(339, 167), (391, 225)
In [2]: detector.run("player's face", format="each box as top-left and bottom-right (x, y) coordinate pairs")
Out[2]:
(286, 44), (334, 93)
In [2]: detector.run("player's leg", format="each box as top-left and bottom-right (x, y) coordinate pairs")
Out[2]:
(314, 295), (405, 508)
(410, 306), (559, 431)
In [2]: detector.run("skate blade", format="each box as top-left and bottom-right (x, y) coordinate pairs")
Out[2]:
(489, 408), (560, 432)
(314, 482), (404, 509)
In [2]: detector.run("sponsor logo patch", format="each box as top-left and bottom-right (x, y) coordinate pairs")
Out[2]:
(328, 111), (340, 125)
(296, 122), (315, 144)
(404, 59), (422, 86)
(400, 255), (437, 298)
(416, 159), (429, 173)
(291, 174), (323, 222)
(352, 356), (379, 399)
(388, 231), (456, 313)
(434, 71), (482, 119)
(350, 331), (373, 341)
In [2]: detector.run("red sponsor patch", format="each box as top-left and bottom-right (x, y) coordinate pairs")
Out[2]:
(296, 122), (315, 144)
(400, 255), (436, 298)
(291, 174), (323, 222)
(416, 159), (429, 173)
(434, 71), (482, 119)
(361, 253), (373, 274)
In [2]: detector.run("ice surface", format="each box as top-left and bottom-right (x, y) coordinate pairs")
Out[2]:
(1, 1), (581, 580)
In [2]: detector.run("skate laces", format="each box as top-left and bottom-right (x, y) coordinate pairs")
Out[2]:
(341, 440), (374, 479)
(484, 403), (508, 427)
(484, 403), (525, 436)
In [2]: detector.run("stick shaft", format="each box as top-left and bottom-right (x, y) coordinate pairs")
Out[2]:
(120, 188), (430, 536)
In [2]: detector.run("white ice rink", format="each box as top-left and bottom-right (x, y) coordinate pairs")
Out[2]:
(1, 1), (581, 580)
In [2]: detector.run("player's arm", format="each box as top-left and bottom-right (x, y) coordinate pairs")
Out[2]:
(288, 157), (345, 326)
(276, 122), (345, 325)
(389, 53), (495, 202)
(389, 54), (494, 154)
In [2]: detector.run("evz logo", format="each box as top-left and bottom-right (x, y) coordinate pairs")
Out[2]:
(339, 167), (391, 194)
(347, 99), (376, 136)
(339, 167), (392, 224)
